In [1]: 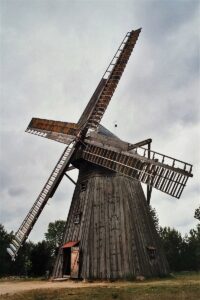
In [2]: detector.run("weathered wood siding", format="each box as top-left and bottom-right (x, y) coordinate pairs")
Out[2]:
(52, 163), (169, 279)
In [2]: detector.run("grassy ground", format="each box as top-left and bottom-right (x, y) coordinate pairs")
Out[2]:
(1, 272), (200, 300)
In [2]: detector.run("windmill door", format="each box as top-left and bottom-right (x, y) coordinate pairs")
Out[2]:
(70, 246), (80, 278)
(62, 241), (79, 278)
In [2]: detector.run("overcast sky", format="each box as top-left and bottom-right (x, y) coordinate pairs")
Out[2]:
(0, 0), (199, 242)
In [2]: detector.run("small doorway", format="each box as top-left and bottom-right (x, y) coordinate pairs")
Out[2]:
(62, 241), (80, 278)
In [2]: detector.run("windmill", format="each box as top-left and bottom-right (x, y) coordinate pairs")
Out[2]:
(7, 29), (193, 280)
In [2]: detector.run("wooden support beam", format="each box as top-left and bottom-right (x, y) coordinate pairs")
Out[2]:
(147, 187), (152, 205)
(147, 142), (152, 205)
(128, 138), (152, 150)
(66, 165), (76, 172)
(64, 173), (76, 185)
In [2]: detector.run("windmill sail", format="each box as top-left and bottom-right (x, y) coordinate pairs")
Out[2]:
(26, 118), (78, 145)
(7, 141), (76, 260)
(79, 29), (141, 130)
(78, 79), (107, 128)
(82, 140), (193, 198)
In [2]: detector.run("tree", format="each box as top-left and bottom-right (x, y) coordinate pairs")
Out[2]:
(11, 241), (34, 276)
(30, 241), (52, 276)
(194, 206), (200, 221)
(159, 227), (184, 271)
(183, 224), (200, 271)
(45, 220), (66, 255)
(149, 205), (159, 233)
(0, 224), (12, 276)
(0, 224), (34, 277)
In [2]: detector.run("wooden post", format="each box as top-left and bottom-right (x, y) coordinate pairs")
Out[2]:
(147, 142), (152, 205)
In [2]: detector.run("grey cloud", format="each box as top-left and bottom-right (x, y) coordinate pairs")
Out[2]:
(1, 0), (199, 240)
(133, 0), (199, 41)
(8, 187), (26, 197)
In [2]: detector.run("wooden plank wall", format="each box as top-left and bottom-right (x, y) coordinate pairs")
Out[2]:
(52, 162), (169, 279)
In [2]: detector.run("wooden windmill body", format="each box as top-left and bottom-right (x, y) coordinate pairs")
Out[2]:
(53, 128), (169, 279)
(7, 29), (193, 280)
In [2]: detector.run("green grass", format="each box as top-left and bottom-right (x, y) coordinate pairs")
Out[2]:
(0, 272), (200, 300)
(1, 285), (199, 300)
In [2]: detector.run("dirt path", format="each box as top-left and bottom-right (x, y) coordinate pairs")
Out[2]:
(0, 277), (199, 296)
(0, 280), (109, 295)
